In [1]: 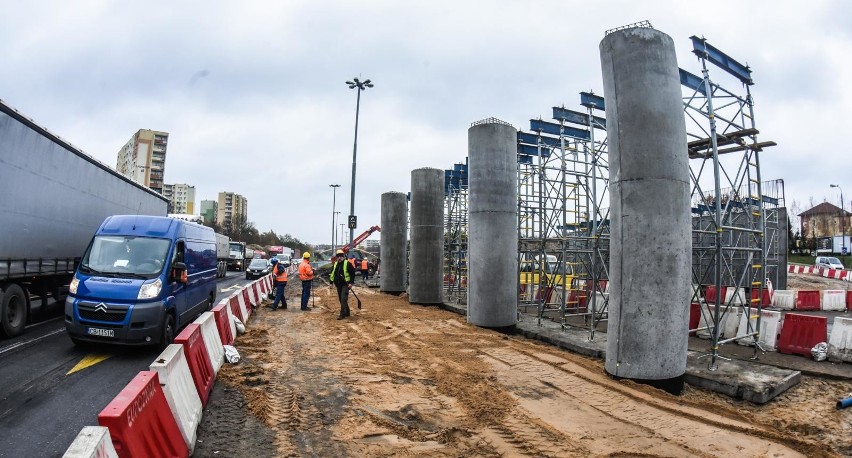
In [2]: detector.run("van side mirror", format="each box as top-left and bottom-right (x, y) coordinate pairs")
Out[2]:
(172, 262), (188, 283)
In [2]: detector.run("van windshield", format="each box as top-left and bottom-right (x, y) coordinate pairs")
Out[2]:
(79, 236), (171, 278)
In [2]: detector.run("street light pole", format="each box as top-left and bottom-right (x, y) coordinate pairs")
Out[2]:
(831, 184), (845, 256)
(339, 223), (345, 251)
(330, 184), (340, 251)
(345, 77), (374, 247)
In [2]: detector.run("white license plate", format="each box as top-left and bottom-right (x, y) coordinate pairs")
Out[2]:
(87, 327), (115, 338)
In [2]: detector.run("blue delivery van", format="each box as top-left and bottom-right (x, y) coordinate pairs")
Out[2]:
(65, 215), (218, 347)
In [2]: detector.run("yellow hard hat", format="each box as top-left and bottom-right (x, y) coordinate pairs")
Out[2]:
(336, 249), (345, 255)
(303, 252), (311, 259)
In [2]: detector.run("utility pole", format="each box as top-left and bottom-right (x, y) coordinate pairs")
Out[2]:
(345, 77), (374, 246)
(330, 184), (340, 251)
(831, 184), (846, 256)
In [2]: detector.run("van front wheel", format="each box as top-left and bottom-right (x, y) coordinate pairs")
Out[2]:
(160, 313), (175, 349)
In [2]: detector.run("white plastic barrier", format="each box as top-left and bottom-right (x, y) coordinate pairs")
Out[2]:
(149, 344), (203, 453)
(723, 288), (746, 305)
(735, 309), (782, 350)
(225, 298), (237, 341)
(697, 304), (740, 340)
(62, 426), (118, 458)
(823, 290), (847, 311)
(195, 312), (224, 374)
(828, 317), (852, 363)
(254, 281), (265, 302)
(771, 290), (796, 310)
(246, 284), (258, 307)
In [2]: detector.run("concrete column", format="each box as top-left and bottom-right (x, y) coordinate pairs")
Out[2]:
(600, 27), (691, 394)
(409, 168), (444, 304)
(380, 192), (408, 294)
(467, 121), (518, 327)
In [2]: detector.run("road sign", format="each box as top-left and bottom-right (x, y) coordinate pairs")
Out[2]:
(843, 247), (848, 255)
(348, 215), (357, 229)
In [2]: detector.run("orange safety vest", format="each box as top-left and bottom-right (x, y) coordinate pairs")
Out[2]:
(361, 259), (368, 270)
(348, 258), (356, 268)
(273, 263), (288, 283)
(298, 259), (314, 280)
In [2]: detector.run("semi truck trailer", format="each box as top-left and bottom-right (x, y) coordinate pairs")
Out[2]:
(0, 99), (168, 337)
(215, 232), (229, 278)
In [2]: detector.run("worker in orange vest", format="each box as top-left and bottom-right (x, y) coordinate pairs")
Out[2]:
(298, 252), (314, 310)
(360, 258), (370, 283)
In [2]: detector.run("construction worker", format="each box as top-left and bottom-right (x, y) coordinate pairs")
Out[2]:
(330, 249), (356, 319)
(298, 252), (314, 310)
(360, 258), (370, 283)
(268, 258), (288, 311)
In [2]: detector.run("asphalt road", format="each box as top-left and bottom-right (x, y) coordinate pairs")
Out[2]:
(0, 271), (250, 458)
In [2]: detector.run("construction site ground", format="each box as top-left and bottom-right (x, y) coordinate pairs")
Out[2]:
(194, 272), (852, 457)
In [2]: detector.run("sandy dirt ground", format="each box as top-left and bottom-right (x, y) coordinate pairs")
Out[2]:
(194, 276), (852, 457)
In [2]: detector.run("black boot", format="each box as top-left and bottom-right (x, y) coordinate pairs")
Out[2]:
(343, 305), (351, 317)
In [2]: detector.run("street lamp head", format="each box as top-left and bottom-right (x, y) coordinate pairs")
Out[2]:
(363, 79), (371, 85)
(345, 81), (354, 85)
(353, 77), (360, 84)
(365, 82), (374, 88)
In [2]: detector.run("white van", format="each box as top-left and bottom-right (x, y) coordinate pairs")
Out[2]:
(815, 256), (845, 270)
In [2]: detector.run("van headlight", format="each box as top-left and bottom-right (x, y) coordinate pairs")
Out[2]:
(69, 277), (79, 294)
(138, 279), (163, 300)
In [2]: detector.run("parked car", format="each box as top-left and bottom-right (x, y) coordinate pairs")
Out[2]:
(815, 256), (845, 270)
(246, 258), (272, 279)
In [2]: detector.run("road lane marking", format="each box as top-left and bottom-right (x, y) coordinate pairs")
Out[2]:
(0, 328), (65, 356)
(221, 285), (242, 292)
(67, 353), (113, 375)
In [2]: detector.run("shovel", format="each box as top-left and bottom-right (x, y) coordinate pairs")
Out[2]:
(349, 285), (362, 309)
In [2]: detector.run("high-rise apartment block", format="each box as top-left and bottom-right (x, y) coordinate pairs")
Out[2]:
(200, 200), (218, 226)
(116, 129), (168, 193)
(216, 192), (248, 231)
(163, 183), (196, 214)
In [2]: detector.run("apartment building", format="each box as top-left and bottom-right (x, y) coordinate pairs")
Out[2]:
(116, 129), (169, 194)
(200, 200), (218, 226)
(162, 183), (196, 214)
(216, 192), (248, 231)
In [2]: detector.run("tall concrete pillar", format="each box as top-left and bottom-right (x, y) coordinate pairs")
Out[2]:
(409, 168), (444, 304)
(467, 121), (518, 327)
(380, 191), (408, 294)
(600, 27), (691, 394)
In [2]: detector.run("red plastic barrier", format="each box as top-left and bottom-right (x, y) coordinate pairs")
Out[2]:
(174, 324), (214, 407)
(241, 288), (254, 314)
(749, 288), (772, 306)
(688, 302), (701, 336)
(703, 285), (727, 303)
(567, 290), (588, 312)
(796, 290), (821, 311)
(229, 295), (245, 323)
(98, 371), (188, 458)
(211, 303), (234, 346)
(847, 291), (852, 311)
(777, 313), (828, 357)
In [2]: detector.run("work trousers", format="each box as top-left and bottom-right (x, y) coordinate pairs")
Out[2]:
(301, 279), (312, 310)
(335, 283), (351, 317)
(272, 282), (287, 309)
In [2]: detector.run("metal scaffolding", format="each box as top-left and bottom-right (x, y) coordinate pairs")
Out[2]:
(516, 92), (611, 337)
(681, 36), (780, 370)
(443, 162), (468, 304)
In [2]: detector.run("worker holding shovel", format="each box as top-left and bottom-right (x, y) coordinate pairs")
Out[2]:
(330, 249), (357, 319)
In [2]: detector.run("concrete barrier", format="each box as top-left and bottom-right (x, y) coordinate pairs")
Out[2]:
(174, 323), (214, 407)
(823, 290), (847, 311)
(828, 316), (852, 363)
(777, 313), (828, 357)
(149, 344), (202, 453)
(735, 309), (782, 350)
(796, 290), (821, 311)
(195, 312), (224, 374)
(211, 302), (235, 346)
(62, 426), (118, 458)
(98, 371), (188, 458)
(771, 290), (795, 310)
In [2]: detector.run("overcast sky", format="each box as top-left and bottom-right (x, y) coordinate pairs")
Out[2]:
(2, 0), (850, 243)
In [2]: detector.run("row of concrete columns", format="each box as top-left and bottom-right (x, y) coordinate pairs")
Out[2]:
(378, 26), (690, 394)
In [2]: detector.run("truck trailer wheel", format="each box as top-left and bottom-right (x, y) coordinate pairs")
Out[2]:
(1, 284), (28, 338)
